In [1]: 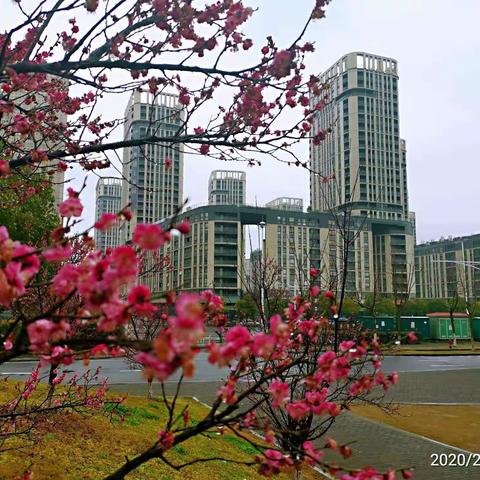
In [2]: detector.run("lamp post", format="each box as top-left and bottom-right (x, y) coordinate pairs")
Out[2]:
(259, 221), (266, 322)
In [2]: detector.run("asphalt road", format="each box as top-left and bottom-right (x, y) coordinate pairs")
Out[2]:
(2, 354), (480, 385)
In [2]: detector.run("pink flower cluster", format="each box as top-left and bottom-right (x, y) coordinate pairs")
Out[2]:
(257, 449), (294, 476)
(0, 226), (40, 307)
(51, 243), (155, 332)
(59, 188), (83, 218)
(135, 290), (224, 381)
(27, 319), (71, 351)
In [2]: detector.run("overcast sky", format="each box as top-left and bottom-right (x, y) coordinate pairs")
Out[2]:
(4, 1), (480, 243)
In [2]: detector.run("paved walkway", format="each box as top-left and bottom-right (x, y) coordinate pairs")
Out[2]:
(386, 368), (480, 404)
(111, 368), (480, 479)
(325, 412), (479, 480)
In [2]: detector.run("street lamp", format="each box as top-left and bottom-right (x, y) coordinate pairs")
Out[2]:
(259, 221), (266, 319)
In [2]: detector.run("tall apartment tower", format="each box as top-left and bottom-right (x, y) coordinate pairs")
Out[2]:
(208, 170), (246, 206)
(310, 52), (409, 220)
(122, 91), (184, 240)
(94, 178), (123, 252)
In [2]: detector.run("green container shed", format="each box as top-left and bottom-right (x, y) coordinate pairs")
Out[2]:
(427, 313), (471, 340)
(400, 316), (430, 340)
(473, 318), (480, 341)
(358, 316), (396, 333)
(372, 316), (396, 333)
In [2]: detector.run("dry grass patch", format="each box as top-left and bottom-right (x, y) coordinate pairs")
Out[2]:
(0, 380), (321, 479)
(352, 404), (480, 452)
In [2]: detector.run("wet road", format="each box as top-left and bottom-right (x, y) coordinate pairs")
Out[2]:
(1, 354), (480, 384)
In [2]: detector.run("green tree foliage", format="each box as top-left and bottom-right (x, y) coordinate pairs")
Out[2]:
(341, 297), (361, 317)
(0, 171), (60, 246)
(235, 294), (259, 320)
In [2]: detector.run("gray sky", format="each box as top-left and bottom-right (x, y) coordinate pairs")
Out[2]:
(4, 1), (480, 243)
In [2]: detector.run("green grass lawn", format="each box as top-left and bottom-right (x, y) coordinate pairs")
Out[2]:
(0, 381), (321, 479)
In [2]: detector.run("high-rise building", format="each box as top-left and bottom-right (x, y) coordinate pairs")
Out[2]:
(310, 52), (408, 221)
(208, 170), (246, 206)
(265, 197), (303, 212)
(94, 178), (123, 252)
(122, 91), (184, 240)
(415, 234), (480, 299)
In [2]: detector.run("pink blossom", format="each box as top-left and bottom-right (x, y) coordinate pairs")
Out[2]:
(85, 0), (99, 12)
(407, 332), (418, 343)
(310, 285), (321, 297)
(94, 213), (118, 231)
(200, 289), (223, 312)
(43, 244), (72, 262)
(59, 196), (83, 217)
(52, 264), (79, 297)
(258, 449), (293, 476)
(268, 380), (290, 408)
(91, 344), (109, 356)
(109, 245), (138, 279)
(303, 440), (323, 466)
(135, 351), (174, 381)
(339, 340), (355, 352)
(251, 332), (276, 359)
(175, 219), (190, 234)
(133, 223), (170, 250)
(41, 346), (74, 366)
(286, 401), (310, 419)
(269, 50), (294, 79)
(388, 372), (399, 385)
(270, 314), (289, 339)
(310, 267), (319, 277)
(324, 290), (335, 300)
(242, 411), (257, 427)
(0, 159), (10, 177)
(3, 336), (13, 351)
(157, 430), (174, 450)
(128, 284), (157, 317)
(164, 157), (173, 169)
(12, 245), (40, 281)
(100, 298), (130, 331)
(170, 292), (205, 344)
(12, 114), (31, 134)
(218, 379), (237, 404)
(27, 319), (55, 349)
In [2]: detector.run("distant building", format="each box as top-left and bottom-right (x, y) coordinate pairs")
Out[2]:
(142, 204), (415, 305)
(122, 91), (184, 241)
(310, 52), (409, 221)
(265, 197), (303, 212)
(208, 170), (246, 206)
(415, 234), (480, 299)
(94, 178), (123, 252)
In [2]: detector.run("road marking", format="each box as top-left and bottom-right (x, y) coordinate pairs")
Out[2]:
(0, 372), (31, 375)
(119, 369), (141, 372)
(429, 364), (465, 367)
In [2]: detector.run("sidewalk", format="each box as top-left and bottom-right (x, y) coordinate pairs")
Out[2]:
(390, 341), (480, 356)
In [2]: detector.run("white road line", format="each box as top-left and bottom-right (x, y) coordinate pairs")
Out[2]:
(0, 372), (31, 375)
(429, 364), (465, 367)
(119, 369), (141, 372)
